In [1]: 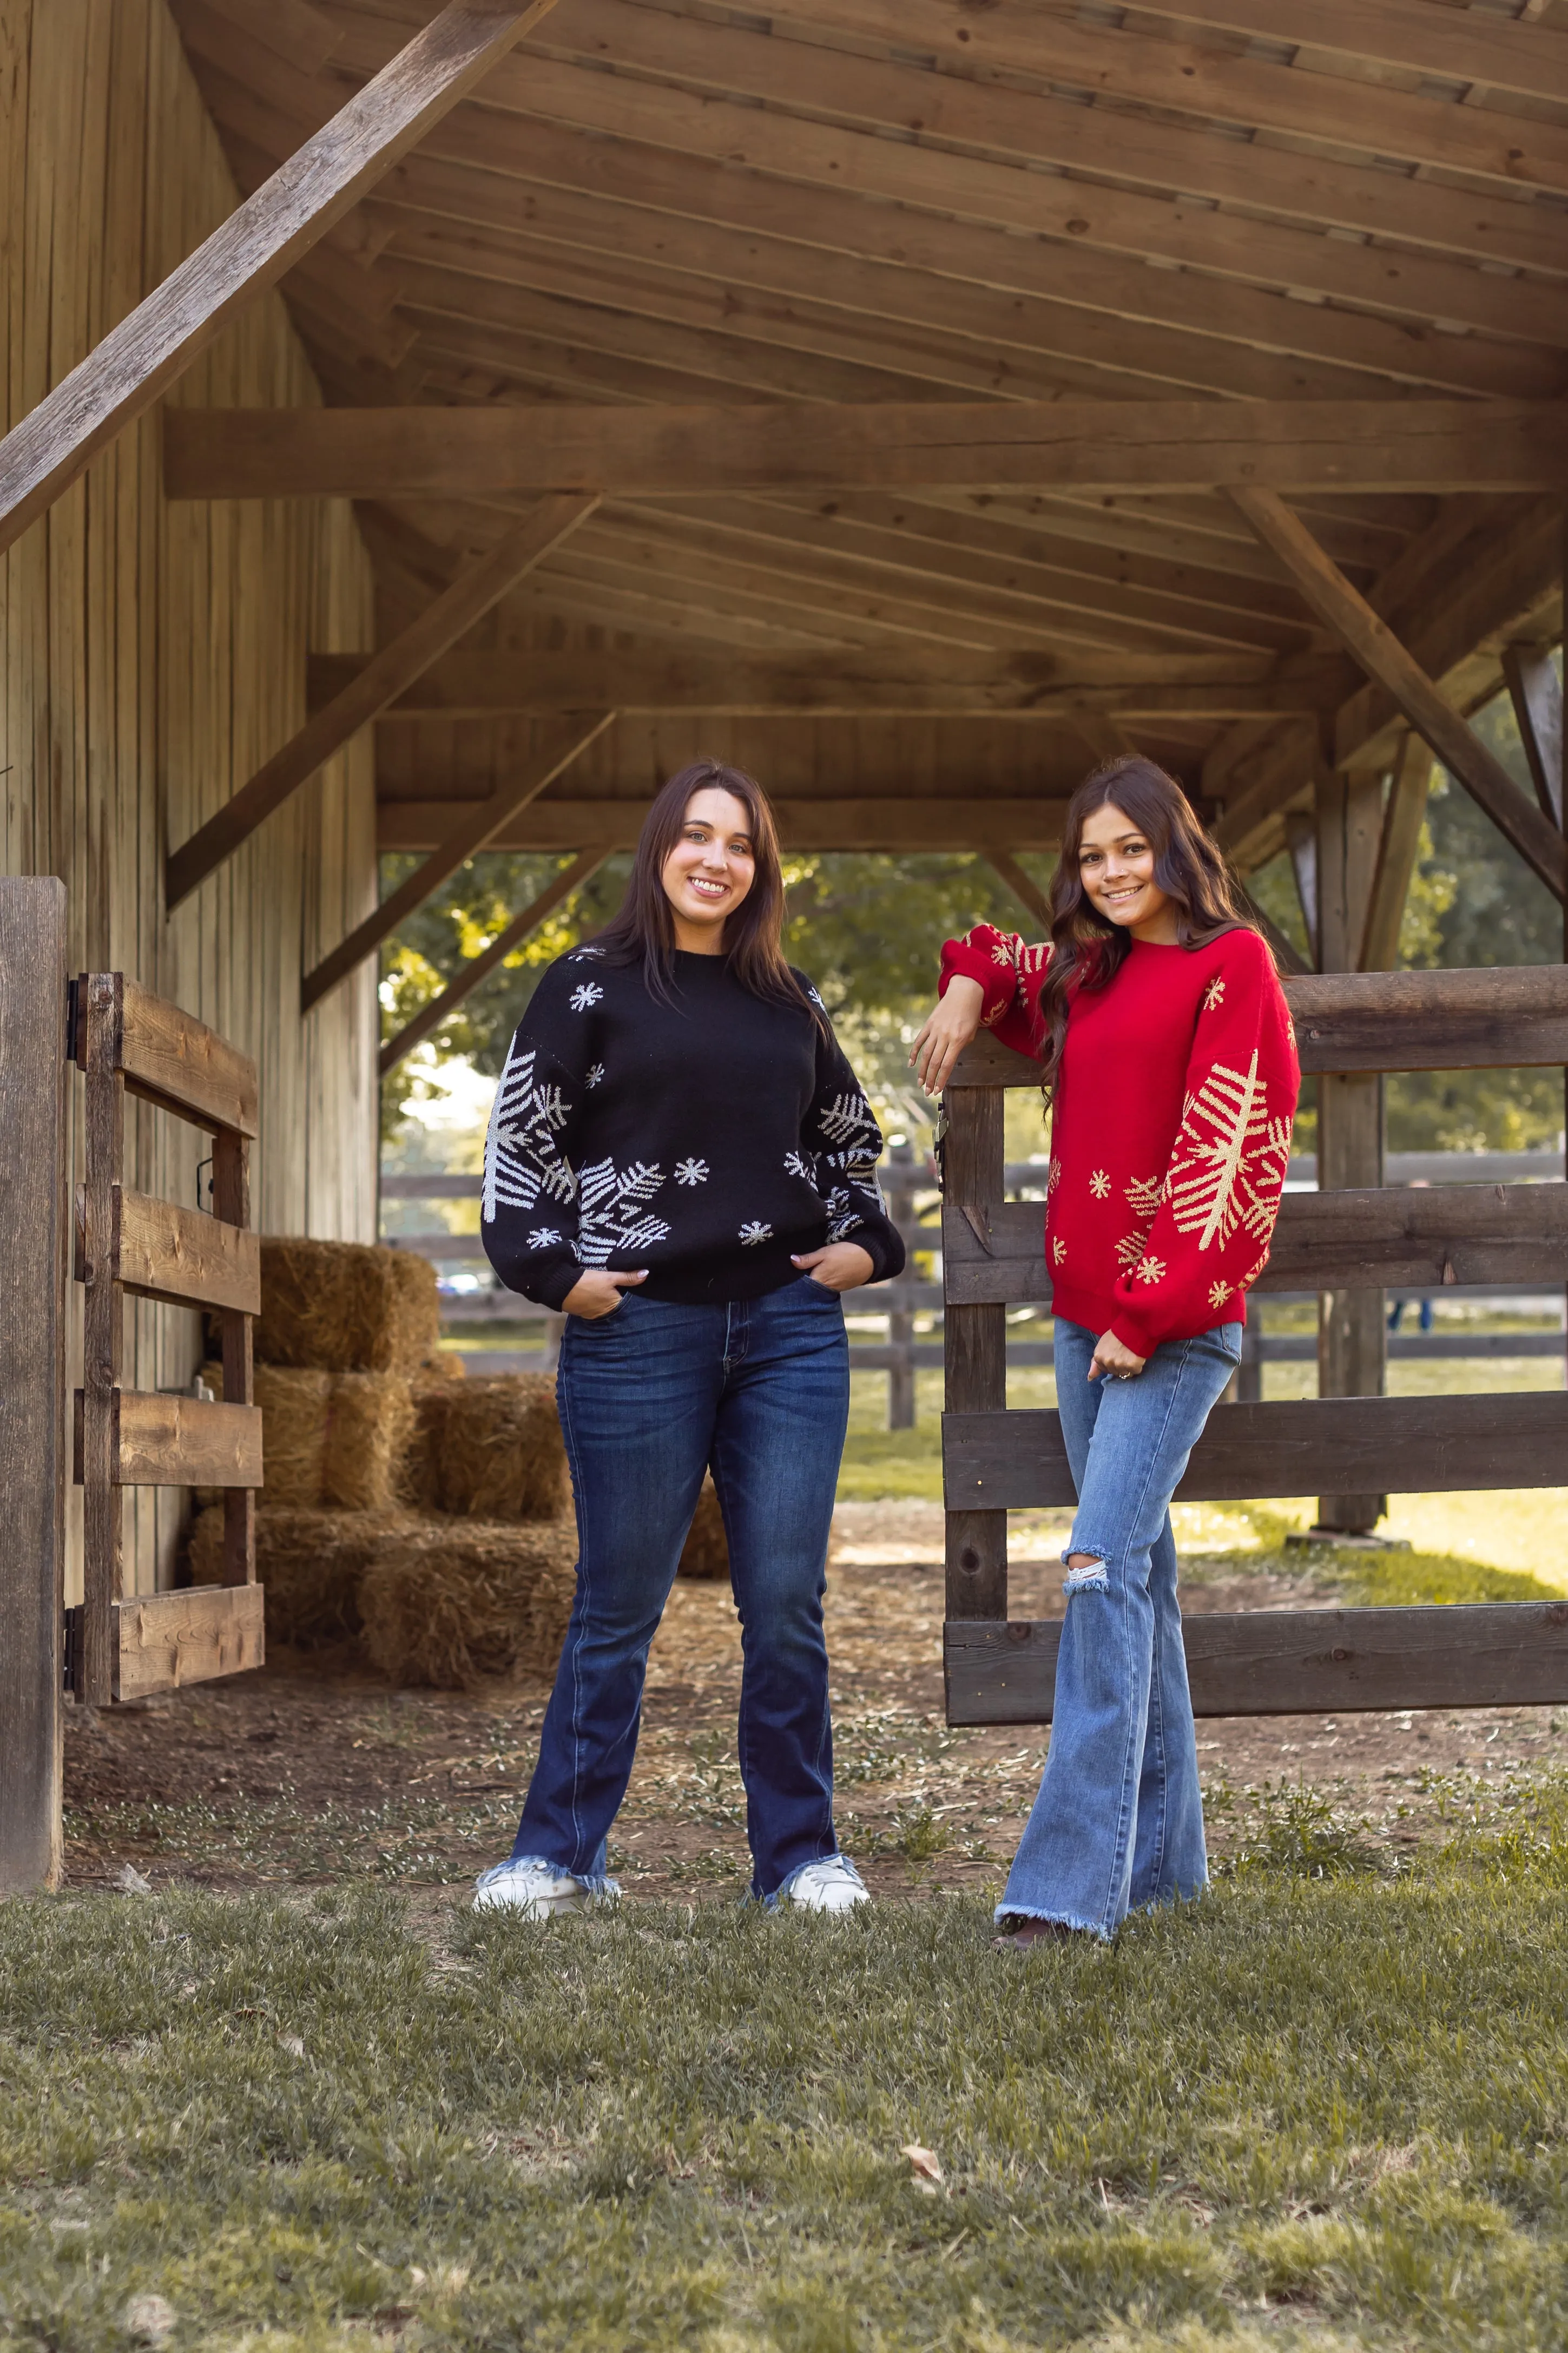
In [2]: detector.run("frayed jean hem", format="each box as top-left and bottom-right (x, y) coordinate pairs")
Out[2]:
(993, 1902), (1112, 1942)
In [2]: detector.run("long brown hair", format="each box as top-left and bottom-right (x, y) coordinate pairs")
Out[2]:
(593, 759), (825, 1028)
(1033, 757), (1254, 1103)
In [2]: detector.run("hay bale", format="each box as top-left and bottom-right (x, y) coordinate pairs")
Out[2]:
(413, 1375), (569, 1522)
(322, 1372), (416, 1512)
(252, 1367), (331, 1504)
(677, 1477), (729, 1580)
(188, 1503), (420, 1645)
(255, 1239), (439, 1374)
(357, 1516), (579, 1690)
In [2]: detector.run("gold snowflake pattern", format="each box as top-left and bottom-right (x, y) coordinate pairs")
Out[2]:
(1136, 1255), (1167, 1285)
(1284, 1012), (1297, 1051)
(1047, 1160), (1062, 1196)
(1241, 1251), (1269, 1289)
(1124, 1174), (1162, 1221)
(1051, 1235), (1066, 1266)
(1115, 1230), (1151, 1272)
(1208, 1279), (1233, 1309)
(1089, 1168), (1110, 1199)
(1164, 1050), (1292, 1253)
(1203, 975), (1226, 1014)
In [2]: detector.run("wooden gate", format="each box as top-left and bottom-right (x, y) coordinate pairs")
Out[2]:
(940, 964), (1568, 1725)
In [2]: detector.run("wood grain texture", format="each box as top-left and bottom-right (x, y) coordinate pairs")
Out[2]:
(116, 1188), (261, 1314)
(115, 1583), (265, 1702)
(944, 1394), (1568, 1511)
(378, 797), (1076, 855)
(115, 980), (259, 1135)
(946, 967), (1568, 1086)
(162, 401), (1568, 503)
(74, 1391), (264, 1490)
(212, 1128), (255, 1587)
(0, 1), (563, 555)
(941, 1086), (1009, 1622)
(0, 882), (67, 1892)
(945, 1603), (1568, 1727)
(79, 976), (125, 1708)
(166, 494), (598, 907)
(1503, 643), (1565, 830)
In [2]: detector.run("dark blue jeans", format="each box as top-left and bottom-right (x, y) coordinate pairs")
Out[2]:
(509, 1276), (851, 1900)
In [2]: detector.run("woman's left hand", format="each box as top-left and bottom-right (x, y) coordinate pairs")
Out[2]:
(793, 1242), (875, 1293)
(1090, 1330), (1148, 1382)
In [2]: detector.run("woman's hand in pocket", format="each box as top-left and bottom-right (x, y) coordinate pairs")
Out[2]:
(792, 1242), (875, 1293)
(562, 1269), (647, 1319)
(909, 976), (984, 1095)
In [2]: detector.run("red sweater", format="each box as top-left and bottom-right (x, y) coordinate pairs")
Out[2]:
(939, 924), (1300, 1357)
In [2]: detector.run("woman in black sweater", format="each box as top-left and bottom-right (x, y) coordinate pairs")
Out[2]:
(475, 761), (904, 1918)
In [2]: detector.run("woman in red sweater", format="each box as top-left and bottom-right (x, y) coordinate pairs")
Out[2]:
(912, 758), (1299, 1945)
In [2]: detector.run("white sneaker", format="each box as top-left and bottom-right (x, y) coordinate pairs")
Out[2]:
(472, 1860), (616, 1918)
(781, 1856), (869, 1914)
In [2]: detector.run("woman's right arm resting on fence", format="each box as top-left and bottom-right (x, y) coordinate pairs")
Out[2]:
(480, 958), (594, 1310)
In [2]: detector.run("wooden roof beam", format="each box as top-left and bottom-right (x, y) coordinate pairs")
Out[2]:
(377, 797), (1073, 856)
(1229, 487), (1567, 904)
(0, 0), (564, 559)
(163, 400), (1568, 504)
(165, 493), (597, 909)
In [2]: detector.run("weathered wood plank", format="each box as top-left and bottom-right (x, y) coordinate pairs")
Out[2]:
(166, 495), (599, 909)
(945, 1603), (1568, 1726)
(943, 1086), (1009, 1622)
(104, 979), (260, 1136)
(1503, 642), (1565, 831)
(1230, 488), (1568, 904)
(378, 796), (1076, 855)
(79, 976), (125, 1708)
(944, 1393), (1568, 1510)
(946, 966), (1568, 1087)
(74, 1392), (265, 1490)
(0, 883), (67, 1892)
(115, 1585), (265, 1703)
(116, 1188), (261, 1314)
(161, 400), (1568, 504)
(0, 1), (564, 557)
(213, 1129), (256, 1588)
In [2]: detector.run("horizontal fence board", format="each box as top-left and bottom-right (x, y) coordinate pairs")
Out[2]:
(943, 1186), (1568, 1303)
(116, 1190), (261, 1314)
(944, 1392), (1568, 1508)
(74, 1392), (264, 1489)
(948, 967), (1568, 1087)
(116, 981), (259, 1137)
(114, 1586), (265, 1703)
(946, 1603), (1568, 1724)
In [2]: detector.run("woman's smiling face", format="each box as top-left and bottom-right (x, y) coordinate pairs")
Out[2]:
(1077, 799), (1175, 939)
(660, 787), (756, 948)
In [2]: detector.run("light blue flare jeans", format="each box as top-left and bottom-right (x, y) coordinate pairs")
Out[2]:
(997, 1315), (1243, 1940)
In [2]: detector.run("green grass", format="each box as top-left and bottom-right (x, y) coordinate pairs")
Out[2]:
(11, 1809), (1568, 2350)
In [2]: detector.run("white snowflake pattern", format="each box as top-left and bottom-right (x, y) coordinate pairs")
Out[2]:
(815, 1092), (879, 1149)
(783, 1150), (813, 1181)
(675, 1158), (709, 1186)
(586, 1062), (606, 1088)
(575, 1158), (671, 1267)
(1203, 976), (1226, 1014)
(528, 1227), (563, 1249)
(1136, 1254), (1167, 1285)
(569, 982), (604, 1012)
(1124, 1174), (1163, 1221)
(483, 1044), (577, 1222)
(1164, 1051), (1292, 1253)
(1089, 1168), (1110, 1200)
(1051, 1234), (1066, 1266)
(739, 1220), (774, 1247)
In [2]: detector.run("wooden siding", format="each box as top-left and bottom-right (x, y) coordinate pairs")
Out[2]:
(0, 0), (378, 1595)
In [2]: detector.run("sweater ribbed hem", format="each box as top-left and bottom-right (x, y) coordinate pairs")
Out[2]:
(1051, 1277), (1247, 1360)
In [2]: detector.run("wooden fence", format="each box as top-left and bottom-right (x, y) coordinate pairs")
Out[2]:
(940, 964), (1568, 1727)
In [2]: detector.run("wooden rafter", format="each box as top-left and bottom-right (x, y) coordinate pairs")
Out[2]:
(0, 0), (564, 558)
(1502, 643), (1565, 830)
(376, 798), (1075, 856)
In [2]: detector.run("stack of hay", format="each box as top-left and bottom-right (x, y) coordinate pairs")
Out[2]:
(187, 1239), (582, 1691)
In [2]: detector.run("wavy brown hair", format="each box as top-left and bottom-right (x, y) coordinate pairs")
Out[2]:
(1033, 757), (1255, 1103)
(594, 759), (826, 1029)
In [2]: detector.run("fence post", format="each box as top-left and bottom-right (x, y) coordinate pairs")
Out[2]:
(943, 1083), (1009, 1621)
(885, 1137), (915, 1430)
(0, 881), (68, 1893)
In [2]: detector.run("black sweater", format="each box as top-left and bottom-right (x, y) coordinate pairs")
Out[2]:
(481, 946), (906, 1310)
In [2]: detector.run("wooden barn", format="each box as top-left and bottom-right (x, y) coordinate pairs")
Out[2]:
(1, 0), (1565, 1888)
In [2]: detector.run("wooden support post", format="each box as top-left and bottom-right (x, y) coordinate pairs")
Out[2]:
(1501, 642), (1564, 828)
(302, 711), (613, 1011)
(0, 883), (68, 1892)
(942, 1086), (1008, 1622)
(212, 1132), (255, 1590)
(1314, 767), (1387, 1535)
(78, 975), (126, 1707)
(379, 850), (608, 1078)
(168, 496), (598, 908)
(0, 1), (564, 559)
(885, 1139), (916, 1431)
(1229, 487), (1568, 906)
(1359, 735), (1433, 975)
(984, 850), (1051, 934)
(1286, 810), (1319, 965)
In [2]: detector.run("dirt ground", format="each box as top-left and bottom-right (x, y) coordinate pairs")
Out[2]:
(63, 1501), (1568, 1902)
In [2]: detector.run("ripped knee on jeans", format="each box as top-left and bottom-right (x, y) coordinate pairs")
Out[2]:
(1064, 1552), (1108, 1595)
